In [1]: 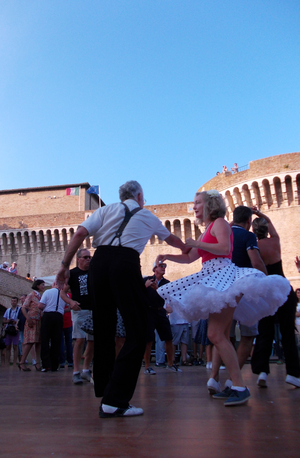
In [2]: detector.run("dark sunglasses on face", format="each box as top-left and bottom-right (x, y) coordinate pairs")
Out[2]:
(158, 263), (167, 268)
(81, 256), (91, 260)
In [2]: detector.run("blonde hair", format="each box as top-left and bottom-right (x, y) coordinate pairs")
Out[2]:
(252, 217), (268, 240)
(195, 191), (226, 224)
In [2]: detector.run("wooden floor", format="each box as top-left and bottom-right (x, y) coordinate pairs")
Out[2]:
(0, 362), (299, 458)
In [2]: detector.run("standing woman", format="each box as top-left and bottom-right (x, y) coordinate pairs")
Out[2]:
(18, 280), (45, 371)
(156, 191), (291, 406)
(251, 208), (300, 388)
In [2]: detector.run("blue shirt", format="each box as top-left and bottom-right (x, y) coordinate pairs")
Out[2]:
(232, 225), (259, 268)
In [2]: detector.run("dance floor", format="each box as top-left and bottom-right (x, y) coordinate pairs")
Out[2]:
(0, 363), (299, 458)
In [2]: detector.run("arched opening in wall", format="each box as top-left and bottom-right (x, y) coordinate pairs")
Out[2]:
(241, 185), (252, 207)
(285, 175), (293, 205)
(251, 182), (262, 208)
(173, 220), (181, 238)
(17, 232), (23, 254)
(233, 187), (243, 206)
(165, 221), (171, 232)
(31, 231), (37, 252)
(273, 177), (283, 207)
(297, 174), (300, 205)
(62, 229), (68, 250)
(2, 234), (8, 256)
(225, 191), (235, 212)
(262, 179), (273, 208)
(24, 232), (31, 253)
(194, 224), (201, 240)
(54, 230), (60, 251)
(86, 237), (91, 249)
(46, 230), (53, 252)
(184, 219), (192, 241)
(9, 233), (17, 255)
(39, 230), (46, 252)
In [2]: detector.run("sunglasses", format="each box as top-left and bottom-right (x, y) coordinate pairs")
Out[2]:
(80, 256), (91, 260)
(158, 263), (167, 268)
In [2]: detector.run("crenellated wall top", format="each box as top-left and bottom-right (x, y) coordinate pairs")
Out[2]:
(199, 152), (300, 192)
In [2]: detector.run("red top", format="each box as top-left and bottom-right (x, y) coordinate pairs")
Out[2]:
(197, 220), (233, 263)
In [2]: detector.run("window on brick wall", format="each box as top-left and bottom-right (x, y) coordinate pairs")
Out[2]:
(262, 179), (273, 208)
(285, 175), (293, 206)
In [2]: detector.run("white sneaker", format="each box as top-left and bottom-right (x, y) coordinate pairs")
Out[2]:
(206, 362), (212, 370)
(285, 374), (300, 388)
(100, 404), (144, 418)
(81, 370), (93, 382)
(207, 378), (221, 394)
(257, 372), (268, 388)
(144, 367), (156, 375)
(166, 364), (182, 372)
(220, 365), (226, 370)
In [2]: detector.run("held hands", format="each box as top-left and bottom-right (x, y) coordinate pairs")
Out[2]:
(185, 237), (199, 248)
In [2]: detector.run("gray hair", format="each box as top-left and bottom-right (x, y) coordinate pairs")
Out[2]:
(119, 180), (143, 202)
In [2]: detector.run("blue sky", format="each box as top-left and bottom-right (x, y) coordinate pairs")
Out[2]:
(1, 1), (299, 205)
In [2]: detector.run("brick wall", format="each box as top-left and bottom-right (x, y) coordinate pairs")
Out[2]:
(0, 212), (86, 231)
(201, 152), (300, 192)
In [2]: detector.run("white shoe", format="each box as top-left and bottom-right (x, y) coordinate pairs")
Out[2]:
(257, 372), (268, 388)
(285, 374), (300, 388)
(166, 364), (182, 372)
(81, 370), (93, 382)
(207, 378), (221, 394)
(206, 362), (212, 370)
(100, 404), (144, 418)
(144, 367), (156, 375)
(220, 365), (226, 370)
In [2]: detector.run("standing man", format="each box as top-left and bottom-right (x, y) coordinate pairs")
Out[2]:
(39, 282), (69, 372)
(209, 205), (267, 397)
(60, 249), (94, 384)
(3, 297), (20, 366)
(57, 180), (188, 418)
(143, 261), (180, 374)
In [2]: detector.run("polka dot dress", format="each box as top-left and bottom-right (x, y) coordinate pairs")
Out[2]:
(158, 258), (291, 326)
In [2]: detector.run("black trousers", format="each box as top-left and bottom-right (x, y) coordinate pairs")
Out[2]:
(41, 312), (63, 371)
(251, 289), (300, 377)
(89, 246), (148, 408)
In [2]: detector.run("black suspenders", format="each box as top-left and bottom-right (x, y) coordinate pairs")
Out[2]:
(108, 203), (142, 246)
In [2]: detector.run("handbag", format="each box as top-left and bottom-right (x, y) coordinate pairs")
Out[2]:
(5, 307), (20, 336)
(5, 324), (18, 336)
(80, 313), (94, 335)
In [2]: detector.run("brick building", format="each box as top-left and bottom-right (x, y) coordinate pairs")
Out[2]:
(1, 153), (300, 313)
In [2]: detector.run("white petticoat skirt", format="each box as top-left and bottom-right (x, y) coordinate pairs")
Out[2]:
(158, 258), (291, 326)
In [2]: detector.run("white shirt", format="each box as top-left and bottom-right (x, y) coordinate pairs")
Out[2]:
(81, 199), (170, 254)
(3, 307), (20, 322)
(40, 288), (66, 315)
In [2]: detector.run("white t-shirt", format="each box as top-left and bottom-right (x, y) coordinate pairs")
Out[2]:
(3, 307), (20, 322)
(40, 288), (66, 315)
(81, 199), (170, 254)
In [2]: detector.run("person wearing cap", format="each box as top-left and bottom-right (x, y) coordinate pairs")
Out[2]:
(56, 180), (188, 418)
(143, 261), (181, 375)
(0, 261), (9, 270)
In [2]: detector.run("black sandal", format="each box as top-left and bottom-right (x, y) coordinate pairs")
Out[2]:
(182, 360), (192, 366)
